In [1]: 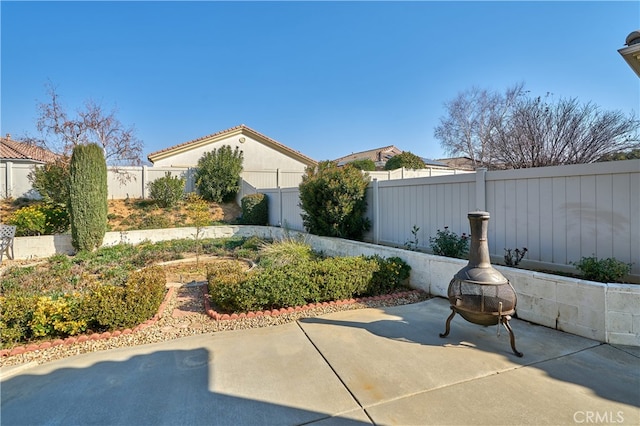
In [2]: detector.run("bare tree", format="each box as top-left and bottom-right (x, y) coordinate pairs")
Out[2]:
(435, 83), (639, 169)
(36, 83), (143, 167)
(434, 83), (525, 168)
(490, 96), (639, 168)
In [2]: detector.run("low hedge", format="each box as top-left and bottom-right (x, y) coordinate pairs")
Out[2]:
(0, 266), (166, 348)
(208, 255), (411, 313)
(241, 193), (268, 225)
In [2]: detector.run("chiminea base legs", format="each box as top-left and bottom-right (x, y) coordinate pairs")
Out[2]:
(439, 307), (524, 357)
(439, 307), (456, 338)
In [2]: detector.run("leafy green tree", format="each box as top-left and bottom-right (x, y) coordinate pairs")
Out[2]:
(68, 143), (108, 251)
(299, 161), (371, 240)
(349, 158), (376, 171)
(194, 145), (243, 203)
(384, 151), (426, 170)
(29, 157), (70, 206)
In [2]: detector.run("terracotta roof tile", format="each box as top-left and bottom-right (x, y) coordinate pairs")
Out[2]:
(0, 137), (59, 163)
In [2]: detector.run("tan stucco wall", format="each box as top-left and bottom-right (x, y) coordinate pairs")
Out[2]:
(151, 133), (309, 172)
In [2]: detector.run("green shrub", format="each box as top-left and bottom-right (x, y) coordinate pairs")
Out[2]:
(7, 205), (47, 236)
(429, 226), (469, 259)
(29, 158), (70, 206)
(367, 256), (412, 295)
(349, 159), (376, 171)
(384, 151), (426, 170)
(148, 172), (185, 208)
(194, 145), (243, 203)
(572, 256), (632, 283)
(0, 293), (37, 346)
(85, 266), (166, 330)
(69, 143), (108, 251)
(241, 193), (268, 225)
(29, 294), (87, 337)
(299, 160), (371, 240)
(208, 254), (411, 314)
(7, 203), (70, 236)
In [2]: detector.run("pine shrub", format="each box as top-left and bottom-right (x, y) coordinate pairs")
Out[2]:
(68, 144), (108, 251)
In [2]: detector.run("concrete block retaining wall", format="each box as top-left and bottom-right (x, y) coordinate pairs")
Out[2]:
(8, 226), (639, 346)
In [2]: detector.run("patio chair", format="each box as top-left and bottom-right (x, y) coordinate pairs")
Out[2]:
(0, 224), (16, 262)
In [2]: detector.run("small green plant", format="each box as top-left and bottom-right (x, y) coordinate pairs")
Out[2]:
(258, 238), (316, 268)
(572, 256), (632, 283)
(504, 247), (528, 267)
(147, 172), (185, 208)
(404, 225), (420, 251)
(185, 193), (211, 265)
(429, 226), (469, 259)
(349, 158), (376, 171)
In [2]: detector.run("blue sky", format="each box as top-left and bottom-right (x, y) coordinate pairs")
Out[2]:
(2, 1), (639, 164)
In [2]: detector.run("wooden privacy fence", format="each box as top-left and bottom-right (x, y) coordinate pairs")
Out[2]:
(248, 160), (640, 278)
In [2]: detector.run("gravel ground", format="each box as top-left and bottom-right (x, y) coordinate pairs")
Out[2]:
(1, 283), (429, 368)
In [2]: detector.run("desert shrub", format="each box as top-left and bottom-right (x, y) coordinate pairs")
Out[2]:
(84, 266), (166, 330)
(69, 143), (108, 251)
(349, 158), (376, 171)
(241, 193), (268, 225)
(429, 226), (469, 259)
(572, 256), (632, 283)
(299, 160), (371, 240)
(384, 151), (426, 170)
(138, 214), (172, 230)
(7, 205), (47, 236)
(257, 238), (316, 268)
(194, 145), (243, 203)
(148, 172), (185, 208)
(41, 203), (70, 234)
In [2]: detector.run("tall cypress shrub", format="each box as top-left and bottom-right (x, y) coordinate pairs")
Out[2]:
(69, 143), (108, 251)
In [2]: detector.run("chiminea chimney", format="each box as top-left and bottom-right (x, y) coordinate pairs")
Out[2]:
(5, 134), (10, 140)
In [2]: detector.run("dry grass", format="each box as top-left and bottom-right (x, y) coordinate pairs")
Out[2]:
(0, 198), (243, 232)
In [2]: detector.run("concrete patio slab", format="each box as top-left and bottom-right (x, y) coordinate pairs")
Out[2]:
(297, 298), (602, 408)
(2, 298), (638, 426)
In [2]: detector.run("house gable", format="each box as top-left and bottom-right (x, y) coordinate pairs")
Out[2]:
(147, 125), (317, 170)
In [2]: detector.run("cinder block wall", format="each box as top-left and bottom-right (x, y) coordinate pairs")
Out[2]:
(7, 227), (639, 346)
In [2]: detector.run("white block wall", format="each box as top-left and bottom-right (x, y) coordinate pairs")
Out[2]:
(5, 227), (639, 346)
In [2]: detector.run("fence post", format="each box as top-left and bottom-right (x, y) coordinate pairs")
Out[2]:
(278, 186), (283, 227)
(475, 168), (487, 211)
(141, 166), (148, 199)
(372, 178), (380, 244)
(4, 161), (13, 198)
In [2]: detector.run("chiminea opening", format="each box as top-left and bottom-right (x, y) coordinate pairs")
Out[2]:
(439, 211), (523, 357)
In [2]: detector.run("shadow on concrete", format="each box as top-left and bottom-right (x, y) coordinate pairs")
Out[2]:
(1, 348), (368, 426)
(299, 299), (640, 409)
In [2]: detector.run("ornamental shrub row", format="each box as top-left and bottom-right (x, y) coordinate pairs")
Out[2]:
(207, 255), (411, 313)
(0, 266), (166, 347)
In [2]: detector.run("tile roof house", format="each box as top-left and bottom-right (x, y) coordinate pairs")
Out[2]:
(148, 124), (316, 169)
(147, 125), (317, 190)
(1, 135), (60, 199)
(1, 135), (59, 164)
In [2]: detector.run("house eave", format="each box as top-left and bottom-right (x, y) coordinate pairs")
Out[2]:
(619, 40), (640, 77)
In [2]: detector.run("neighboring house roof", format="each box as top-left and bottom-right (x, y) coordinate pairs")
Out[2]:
(435, 156), (478, 171)
(334, 145), (404, 166)
(0, 135), (59, 163)
(147, 124), (317, 166)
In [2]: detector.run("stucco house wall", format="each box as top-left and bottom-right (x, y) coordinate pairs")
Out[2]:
(147, 124), (316, 174)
